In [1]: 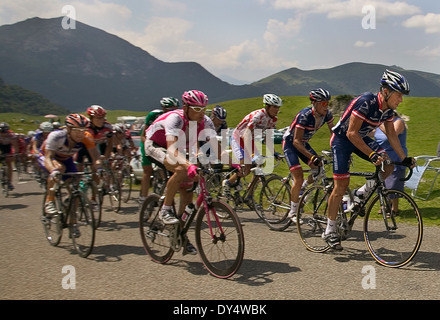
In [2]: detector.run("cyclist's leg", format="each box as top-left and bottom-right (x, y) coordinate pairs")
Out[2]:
(283, 141), (304, 218)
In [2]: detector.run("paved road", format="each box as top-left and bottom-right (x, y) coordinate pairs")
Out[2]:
(1, 175), (439, 302)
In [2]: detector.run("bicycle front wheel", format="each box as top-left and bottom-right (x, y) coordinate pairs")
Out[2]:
(258, 175), (292, 231)
(71, 195), (95, 258)
(120, 166), (133, 203)
(195, 200), (245, 279)
(41, 191), (63, 246)
(364, 190), (423, 268)
(296, 185), (331, 253)
(139, 193), (174, 263)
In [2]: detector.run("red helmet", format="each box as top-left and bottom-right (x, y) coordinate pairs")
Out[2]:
(182, 90), (208, 106)
(86, 105), (107, 117)
(65, 114), (90, 128)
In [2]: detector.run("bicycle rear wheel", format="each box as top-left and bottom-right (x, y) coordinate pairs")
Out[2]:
(83, 180), (102, 229)
(296, 185), (331, 253)
(120, 166), (133, 203)
(108, 172), (122, 213)
(258, 175), (292, 231)
(71, 195), (95, 258)
(139, 193), (174, 263)
(195, 200), (244, 279)
(364, 190), (423, 267)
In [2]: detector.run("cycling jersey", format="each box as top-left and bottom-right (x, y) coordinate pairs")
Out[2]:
(0, 131), (17, 154)
(282, 106), (333, 171)
(331, 92), (392, 179)
(145, 109), (216, 149)
(231, 108), (277, 160)
(332, 92), (394, 139)
(41, 129), (95, 161)
(32, 131), (48, 151)
(283, 106), (333, 143)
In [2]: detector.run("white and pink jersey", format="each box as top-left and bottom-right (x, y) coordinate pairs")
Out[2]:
(145, 109), (216, 149)
(232, 108), (277, 148)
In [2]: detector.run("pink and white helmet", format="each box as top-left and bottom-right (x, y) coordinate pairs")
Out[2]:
(182, 90), (208, 106)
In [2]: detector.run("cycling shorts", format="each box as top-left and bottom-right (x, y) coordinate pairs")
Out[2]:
(331, 134), (385, 180)
(283, 139), (317, 172)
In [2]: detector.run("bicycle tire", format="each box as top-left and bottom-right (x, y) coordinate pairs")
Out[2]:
(258, 175), (292, 231)
(83, 180), (102, 229)
(120, 166), (133, 203)
(194, 200), (245, 279)
(139, 193), (174, 263)
(108, 171), (122, 213)
(296, 185), (331, 253)
(41, 190), (63, 246)
(364, 189), (423, 268)
(71, 194), (95, 258)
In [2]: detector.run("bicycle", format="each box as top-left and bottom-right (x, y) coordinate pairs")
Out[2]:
(258, 151), (344, 231)
(0, 154), (13, 197)
(40, 172), (96, 258)
(98, 159), (122, 213)
(296, 160), (422, 268)
(113, 154), (134, 203)
(208, 156), (281, 222)
(139, 164), (245, 279)
(77, 162), (102, 229)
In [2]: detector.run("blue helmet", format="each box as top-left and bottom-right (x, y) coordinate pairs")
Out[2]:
(212, 105), (227, 120)
(309, 88), (331, 102)
(380, 69), (410, 95)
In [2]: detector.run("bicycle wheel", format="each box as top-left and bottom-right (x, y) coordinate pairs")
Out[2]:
(152, 166), (168, 195)
(108, 172), (122, 212)
(83, 180), (102, 229)
(139, 193), (174, 263)
(364, 190), (423, 268)
(41, 191), (63, 246)
(258, 175), (292, 231)
(71, 194), (95, 258)
(120, 166), (133, 203)
(296, 185), (331, 253)
(195, 200), (245, 279)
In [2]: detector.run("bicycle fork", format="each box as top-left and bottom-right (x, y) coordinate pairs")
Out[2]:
(378, 192), (398, 231)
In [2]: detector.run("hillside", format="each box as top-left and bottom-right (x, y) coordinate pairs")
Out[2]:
(0, 17), (263, 112)
(0, 77), (69, 115)
(252, 62), (440, 97)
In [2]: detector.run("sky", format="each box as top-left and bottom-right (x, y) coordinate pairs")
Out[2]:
(0, 0), (439, 84)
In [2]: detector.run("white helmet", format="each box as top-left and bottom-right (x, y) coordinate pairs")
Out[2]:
(39, 121), (54, 133)
(263, 94), (282, 107)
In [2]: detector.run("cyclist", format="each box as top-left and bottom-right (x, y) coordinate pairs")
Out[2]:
(211, 105), (228, 136)
(41, 114), (101, 218)
(222, 94), (282, 196)
(326, 70), (415, 250)
(283, 89), (334, 222)
(0, 122), (18, 190)
(112, 123), (136, 159)
(76, 105), (113, 167)
(139, 97), (180, 202)
(144, 90), (232, 254)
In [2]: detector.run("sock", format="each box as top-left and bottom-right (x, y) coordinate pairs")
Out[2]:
(326, 218), (337, 235)
(289, 201), (298, 214)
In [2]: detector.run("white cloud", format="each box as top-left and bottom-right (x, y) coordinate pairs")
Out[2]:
(271, 0), (421, 19)
(354, 41), (375, 47)
(411, 46), (440, 58)
(403, 13), (440, 34)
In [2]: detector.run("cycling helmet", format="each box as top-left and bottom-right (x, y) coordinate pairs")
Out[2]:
(0, 122), (10, 133)
(380, 69), (410, 95)
(27, 131), (36, 137)
(112, 123), (125, 134)
(160, 97), (180, 109)
(212, 105), (227, 120)
(87, 105), (107, 117)
(309, 88), (331, 102)
(39, 121), (54, 133)
(263, 94), (282, 107)
(52, 121), (62, 129)
(182, 90), (208, 106)
(65, 114), (90, 128)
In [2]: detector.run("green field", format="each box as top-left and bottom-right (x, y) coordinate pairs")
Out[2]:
(2, 96), (439, 225)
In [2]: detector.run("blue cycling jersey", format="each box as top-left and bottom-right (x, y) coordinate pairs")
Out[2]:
(283, 106), (333, 143)
(332, 92), (394, 139)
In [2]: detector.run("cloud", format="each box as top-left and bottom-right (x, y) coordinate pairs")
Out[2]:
(271, 0), (421, 19)
(354, 41), (375, 48)
(410, 46), (440, 58)
(403, 13), (440, 33)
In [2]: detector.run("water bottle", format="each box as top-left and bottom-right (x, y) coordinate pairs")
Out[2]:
(181, 203), (195, 222)
(342, 194), (349, 213)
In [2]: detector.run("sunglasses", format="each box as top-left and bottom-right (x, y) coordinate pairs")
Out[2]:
(188, 106), (206, 112)
(71, 128), (88, 133)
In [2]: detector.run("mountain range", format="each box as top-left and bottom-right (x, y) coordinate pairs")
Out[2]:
(0, 17), (439, 113)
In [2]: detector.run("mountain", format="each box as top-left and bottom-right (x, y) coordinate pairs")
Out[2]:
(0, 17), (439, 115)
(252, 62), (440, 97)
(0, 17), (263, 112)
